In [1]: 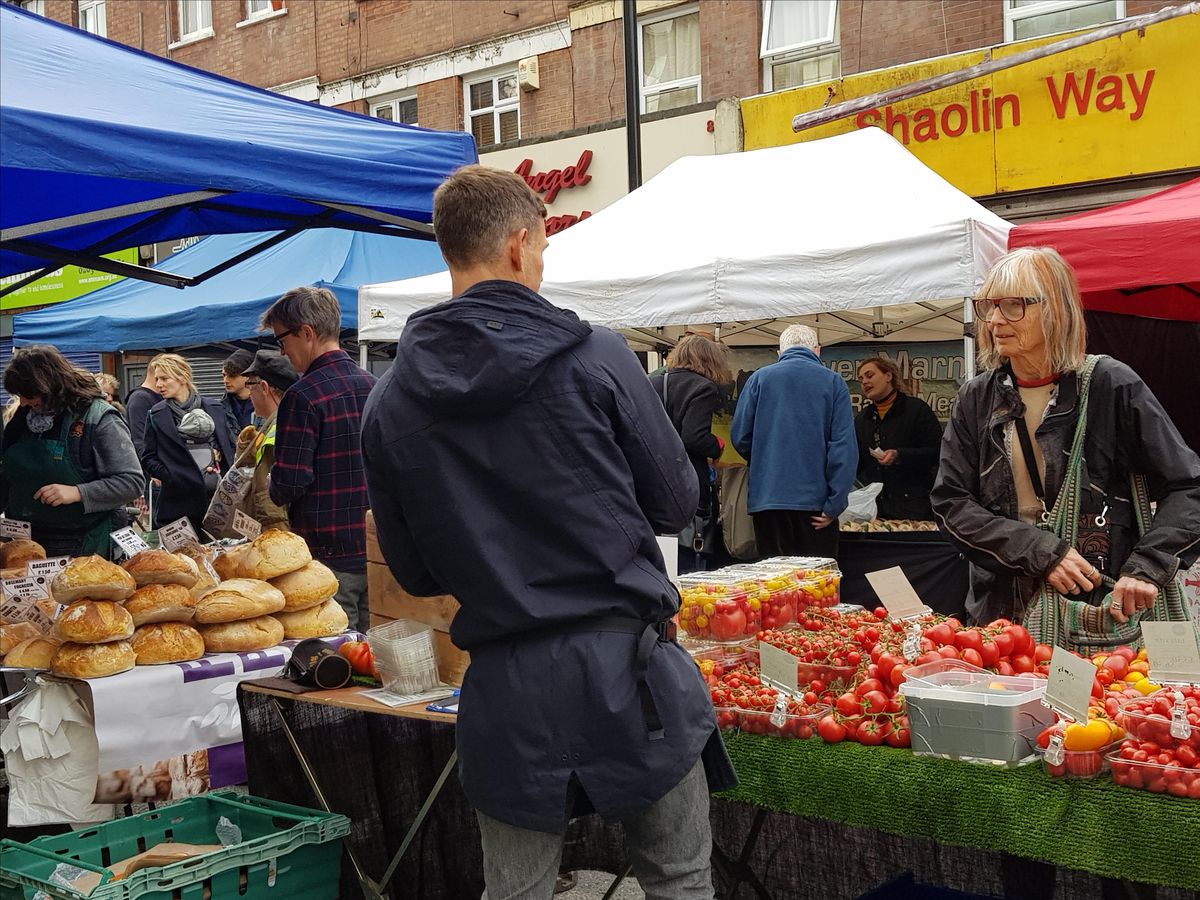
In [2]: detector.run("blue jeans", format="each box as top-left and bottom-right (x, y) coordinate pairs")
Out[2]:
(477, 758), (713, 900)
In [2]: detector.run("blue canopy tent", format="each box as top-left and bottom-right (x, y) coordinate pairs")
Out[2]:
(0, 3), (474, 297)
(12, 229), (448, 351)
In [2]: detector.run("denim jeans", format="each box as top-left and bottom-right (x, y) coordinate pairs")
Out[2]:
(477, 758), (713, 900)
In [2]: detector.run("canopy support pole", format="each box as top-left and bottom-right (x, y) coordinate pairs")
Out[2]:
(360, 341), (369, 369)
(0, 190), (228, 242)
(963, 299), (976, 381)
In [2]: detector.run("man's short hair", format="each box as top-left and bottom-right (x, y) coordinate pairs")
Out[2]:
(779, 324), (819, 352)
(259, 286), (341, 341)
(433, 164), (547, 268)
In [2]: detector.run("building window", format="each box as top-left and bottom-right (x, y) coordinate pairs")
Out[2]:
(639, 5), (700, 114)
(17, 0), (45, 15)
(245, 0), (274, 18)
(1004, 0), (1124, 42)
(465, 72), (520, 148)
(371, 96), (419, 127)
(178, 0), (212, 41)
(761, 0), (840, 92)
(78, 0), (106, 36)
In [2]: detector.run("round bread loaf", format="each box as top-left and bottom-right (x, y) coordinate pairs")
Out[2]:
(3, 635), (62, 669)
(237, 529), (311, 580)
(52, 640), (136, 679)
(269, 561), (340, 612)
(276, 598), (349, 640)
(121, 549), (199, 588)
(56, 600), (135, 643)
(125, 583), (196, 626)
(0, 539), (47, 570)
(198, 615), (283, 653)
(52, 555), (136, 603)
(211, 545), (247, 582)
(1, 621), (42, 655)
(193, 579), (286, 624)
(131, 623), (205, 665)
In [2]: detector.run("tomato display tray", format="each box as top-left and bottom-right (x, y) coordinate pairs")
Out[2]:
(715, 704), (829, 739)
(1108, 750), (1200, 798)
(1118, 695), (1200, 753)
(1038, 740), (1121, 779)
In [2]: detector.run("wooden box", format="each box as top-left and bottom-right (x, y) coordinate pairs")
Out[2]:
(365, 510), (470, 686)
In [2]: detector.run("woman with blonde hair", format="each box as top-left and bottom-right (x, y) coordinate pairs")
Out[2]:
(932, 246), (1199, 648)
(649, 334), (732, 571)
(140, 353), (234, 533)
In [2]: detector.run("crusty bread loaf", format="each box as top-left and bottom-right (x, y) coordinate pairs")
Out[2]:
(3, 635), (62, 669)
(52, 640), (136, 679)
(192, 579), (285, 624)
(2, 621), (43, 655)
(211, 545), (247, 582)
(198, 615), (283, 653)
(0, 539), (47, 569)
(56, 600), (135, 643)
(121, 549), (199, 588)
(237, 529), (311, 580)
(276, 598), (349, 640)
(125, 584), (196, 626)
(269, 561), (339, 613)
(52, 555), (136, 603)
(131, 622), (205, 665)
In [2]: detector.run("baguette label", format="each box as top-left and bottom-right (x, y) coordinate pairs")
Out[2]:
(25, 556), (70, 578)
(0, 517), (32, 539)
(159, 517), (200, 551)
(232, 510), (262, 541)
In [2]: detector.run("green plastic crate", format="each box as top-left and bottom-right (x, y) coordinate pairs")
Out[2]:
(0, 792), (349, 900)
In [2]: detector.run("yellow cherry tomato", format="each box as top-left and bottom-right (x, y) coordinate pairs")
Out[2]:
(1135, 680), (1161, 696)
(1124, 672), (1146, 684)
(1062, 719), (1113, 752)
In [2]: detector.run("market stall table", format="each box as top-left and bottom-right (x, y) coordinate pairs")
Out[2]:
(237, 682), (1200, 900)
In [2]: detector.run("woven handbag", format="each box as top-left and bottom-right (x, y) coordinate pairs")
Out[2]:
(1024, 355), (1190, 651)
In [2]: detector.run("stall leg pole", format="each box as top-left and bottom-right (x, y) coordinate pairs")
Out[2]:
(599, 864), (634, 900)
(375, 748), (459, 895)
(270, 698), (385, 900)
(710, 806), (775, 900)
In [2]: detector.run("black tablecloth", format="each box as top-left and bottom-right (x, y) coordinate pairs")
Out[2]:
(237, 687), (1190, 900)
(837, 531), (970, 619)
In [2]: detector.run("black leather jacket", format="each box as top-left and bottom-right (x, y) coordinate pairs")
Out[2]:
(854, 391), (944, 520)
(931, 357), (1200, 624)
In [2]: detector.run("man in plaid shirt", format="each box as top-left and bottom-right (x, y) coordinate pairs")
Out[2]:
(260, 287), (377, 629)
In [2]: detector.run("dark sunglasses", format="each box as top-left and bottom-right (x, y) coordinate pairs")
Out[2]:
(974, 296), (1044, 323)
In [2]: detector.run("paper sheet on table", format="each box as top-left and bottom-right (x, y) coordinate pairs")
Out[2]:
(1, 682), (116, 825)
(360, 684), (458, 709)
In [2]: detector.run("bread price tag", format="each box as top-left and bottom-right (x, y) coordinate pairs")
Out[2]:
(25, 556), (70, 578)
(865, 566), (929, 621)
(758, 640), (799, 696)
(1, 574), (50, 602)
(111, 527), (151, 559)
(0, 591), (56, 631)
(232, 510), (262, 541)
(1042, 645), (1096, 723)
(1141, 622), (1200, 686)
(0, 517), (32, 539)
(159, 517), (199, 551)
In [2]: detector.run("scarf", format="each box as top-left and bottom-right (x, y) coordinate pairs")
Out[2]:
(169, 393), (216, 443)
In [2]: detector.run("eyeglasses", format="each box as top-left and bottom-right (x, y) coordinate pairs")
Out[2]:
(245, 377), (263, 387)
(974, 296), (1044, 323)
(268, 327), (299, 347)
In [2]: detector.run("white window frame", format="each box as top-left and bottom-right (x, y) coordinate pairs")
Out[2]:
(176, 0), (213, 44)
(78, 0), (106, 37)
(17, 0), (45, 15)
(369, 94), (419, 127)
(637, 3), (701, 115)
(237, 0), (286, 28)
(464, 69), (521, 148)
(760, 0), (840, 93)
(1003, 0), (1125, 43)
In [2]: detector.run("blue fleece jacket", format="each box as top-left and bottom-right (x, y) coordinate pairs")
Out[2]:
(730, 346), (857, 517)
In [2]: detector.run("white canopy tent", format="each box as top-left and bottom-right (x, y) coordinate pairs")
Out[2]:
(358, 128), (1012, 358)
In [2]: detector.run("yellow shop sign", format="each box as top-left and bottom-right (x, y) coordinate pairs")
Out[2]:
(741, 13), (1200, 196)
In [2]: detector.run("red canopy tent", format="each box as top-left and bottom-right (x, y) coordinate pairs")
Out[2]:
(1008, 177), (1200, 321)
(1008, 177), (1200, 453)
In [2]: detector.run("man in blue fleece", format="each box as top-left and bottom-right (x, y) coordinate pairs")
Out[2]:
(731, 324), (856, 558)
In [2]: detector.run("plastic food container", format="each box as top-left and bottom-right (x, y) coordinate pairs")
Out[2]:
(1109, 750), (1200, 798)
(677, 572), (762, 643)
(690, 645), (754, 687)
(795, 660), (857, 692)
(898, 658), (1054, 764)
(366, 618), (440, 694)
(1039, 741), (1120, 779)
(714, 704), (829, 739)
(0, 792), (348, 900)
(1118, 693), (1199, 752)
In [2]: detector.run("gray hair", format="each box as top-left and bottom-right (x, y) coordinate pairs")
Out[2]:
(259, 286), (341, 341)
(779, 324), (819, 353)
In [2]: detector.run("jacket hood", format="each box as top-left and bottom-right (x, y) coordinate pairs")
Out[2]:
(394, 280), (592, 415)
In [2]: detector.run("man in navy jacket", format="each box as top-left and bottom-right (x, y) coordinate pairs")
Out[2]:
(731, 324), (856, 558)
(361, 166), (733, 898)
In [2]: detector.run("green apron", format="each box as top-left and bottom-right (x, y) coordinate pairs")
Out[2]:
(4, 401), (116, 558)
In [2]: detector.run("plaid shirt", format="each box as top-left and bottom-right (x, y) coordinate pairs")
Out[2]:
(269, 350), (377, 572)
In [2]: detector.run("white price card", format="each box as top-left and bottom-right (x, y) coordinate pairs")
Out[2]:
(0, 517), (32, 539)
(232, 509), (262, 540)
(865, 566), (928, 621)
(758, 640), (799, 695)
(158, 517), (199, 551)
(1043, 645), (1096, 723)
(110, 527), (151, 559)
(1141, 622), (1200, 686)
(0, 591), (57, 631)
(1, 575), (50, 602)
(25, 556), (70, 579)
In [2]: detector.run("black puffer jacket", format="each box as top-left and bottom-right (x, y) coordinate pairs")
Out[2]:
(649, 367), (722, 514)
(854, 391), (944, 520)
(931, 357), (1200, 624)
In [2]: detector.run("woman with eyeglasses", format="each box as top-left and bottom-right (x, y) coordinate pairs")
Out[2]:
(931, 247), (1199, 647)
